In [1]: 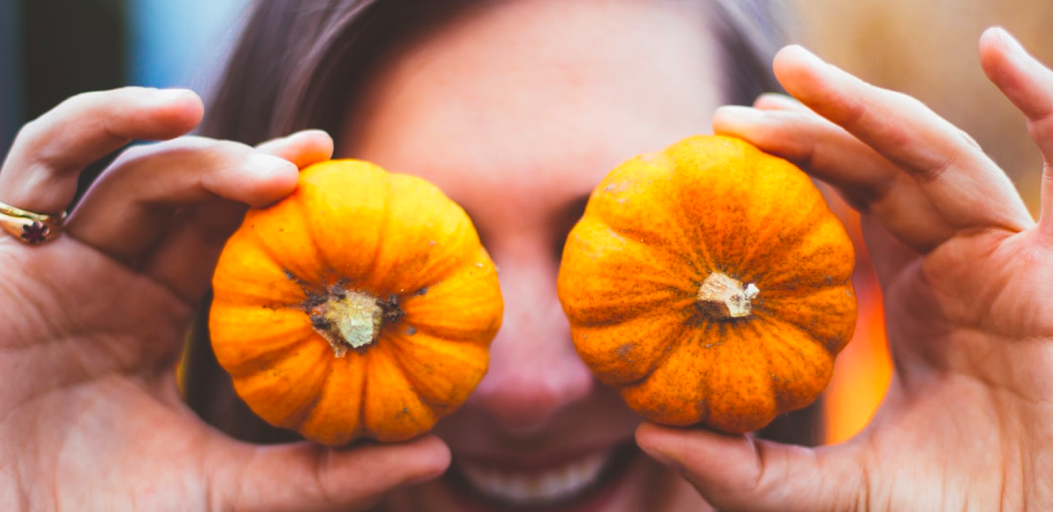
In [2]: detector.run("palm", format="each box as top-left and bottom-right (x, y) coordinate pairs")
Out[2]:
(882, 226), (1052, 365)
(853, 223), (1053, 508)
(2, 240), (190, 379)
(0, 237), (213, 509)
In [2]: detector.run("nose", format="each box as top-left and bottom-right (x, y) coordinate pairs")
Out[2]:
(467, 241), (595, 433)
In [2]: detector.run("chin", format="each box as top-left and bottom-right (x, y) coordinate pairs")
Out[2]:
(381, 442), (708, 512)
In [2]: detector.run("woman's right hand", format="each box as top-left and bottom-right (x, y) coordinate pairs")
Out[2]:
(0, 86), (449, 511)
(637, 27), (1053, 511)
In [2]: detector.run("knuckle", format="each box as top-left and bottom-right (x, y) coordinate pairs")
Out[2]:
(175, 135), (252, 155)
(11, 118), (46, 152)
(108, 136), (256, 175)
(19, 86), (146, 137)
(50, 89), (121, 119)
(68, 86), (148, 109)
(8, 117), (81, 171)
(147, 136), (245, 156)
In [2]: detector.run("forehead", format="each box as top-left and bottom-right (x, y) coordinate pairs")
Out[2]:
(339, 0), (724, 205)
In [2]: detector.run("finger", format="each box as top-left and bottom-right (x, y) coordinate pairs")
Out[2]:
(979, 27), (1053, 236)
(139, 200), (248, 303)
(714, 103), (895, 210)
(714, 104), (954, 252)
(636, 423), (861, 512)
(859, 213), (921, 292)
(210, 435), (451, 512)
(141, 130), (334, 302)
(773, 45), (1032, 243)
(0, 87), (203, 213)
(65, 136), (299, 263)
(752, 92), (811, 113)
(255, 129), (334, 168)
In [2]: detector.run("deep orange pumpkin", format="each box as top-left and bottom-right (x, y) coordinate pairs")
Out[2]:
(209, 159), (503, 445)
(558, 135), (856, 433)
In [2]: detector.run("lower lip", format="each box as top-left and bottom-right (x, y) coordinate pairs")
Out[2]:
(440, 443), (640, 512)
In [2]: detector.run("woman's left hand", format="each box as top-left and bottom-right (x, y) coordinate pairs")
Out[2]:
(637, 27), (1053, 511)
(0, 88), (451, 512)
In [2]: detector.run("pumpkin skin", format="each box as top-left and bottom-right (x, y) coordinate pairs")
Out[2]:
(557, 135), (856, 433)
(209, 159), (503, 445)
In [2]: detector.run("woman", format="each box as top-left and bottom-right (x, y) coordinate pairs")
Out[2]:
(189, 1), (809, 510)
(1, 0), (1052, 511)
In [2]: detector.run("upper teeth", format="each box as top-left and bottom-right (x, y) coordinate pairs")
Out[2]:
(458, 450), (611, 505)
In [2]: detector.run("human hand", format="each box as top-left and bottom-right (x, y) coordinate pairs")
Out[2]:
(0, 87), (449, 511)
(636, 27), (1053, 511)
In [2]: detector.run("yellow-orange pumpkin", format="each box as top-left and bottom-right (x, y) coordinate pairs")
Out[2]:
(209, 159), (503, 445)
(557, 135), (856, 433)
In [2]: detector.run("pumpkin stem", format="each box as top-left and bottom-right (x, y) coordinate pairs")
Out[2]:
(697, 272), (759, 319)
(311, 290), (385, 357)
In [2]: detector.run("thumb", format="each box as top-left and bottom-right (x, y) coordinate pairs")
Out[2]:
(636, 423), (863, 512)
(208, 434), (451, 512)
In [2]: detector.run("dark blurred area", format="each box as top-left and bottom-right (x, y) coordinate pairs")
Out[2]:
(24, 0), (128, 128)
(1, 0), (129, 194)
(1, 0), (246, 196)
(3, 0), (127, 149)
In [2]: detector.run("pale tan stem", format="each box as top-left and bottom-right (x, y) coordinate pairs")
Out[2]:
(311, 291), (383, 357)
(697, 272), (759, 319)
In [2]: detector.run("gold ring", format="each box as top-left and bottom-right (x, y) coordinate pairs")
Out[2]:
(0, 200), (66, 245)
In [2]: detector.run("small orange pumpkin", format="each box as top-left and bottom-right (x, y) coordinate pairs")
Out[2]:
(209, 159), (503, 445)
(557, 135), (856, 433)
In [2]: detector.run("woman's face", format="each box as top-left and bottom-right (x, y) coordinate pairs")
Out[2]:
(340, 0), (722, 510)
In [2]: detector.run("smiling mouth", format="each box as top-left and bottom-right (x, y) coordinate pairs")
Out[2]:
(448, 443), (638, 508)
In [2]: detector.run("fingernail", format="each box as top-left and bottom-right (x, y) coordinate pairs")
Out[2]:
(292, 128), (331, 139)
(713, 105), (768, 134)
(715, 105), (766, 121)
(248, 152), (295, 173)
(153, 88), (196, 103)
(785, 44), (824, 63)
(993, 26), (1026, 54)
(755, 92), (802, 109)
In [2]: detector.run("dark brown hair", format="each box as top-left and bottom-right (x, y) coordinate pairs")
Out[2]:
(186, 0), (820, 445)
(199, 0), (793, 143)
